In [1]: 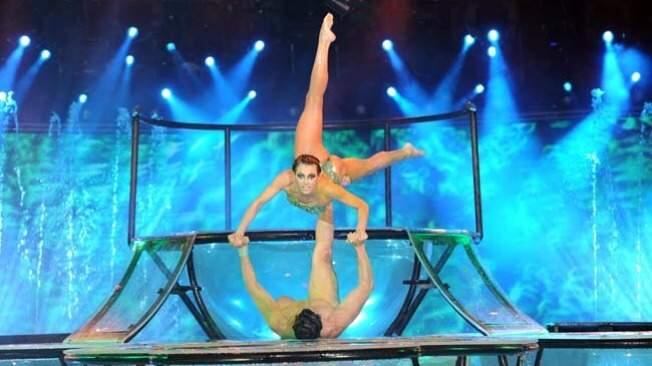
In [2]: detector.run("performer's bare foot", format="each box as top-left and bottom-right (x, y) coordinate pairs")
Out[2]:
(319, 13), (336, 44)
(403, 143), (425, 157)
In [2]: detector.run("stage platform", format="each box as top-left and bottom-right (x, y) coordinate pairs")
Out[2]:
(3, 332), (652, 365)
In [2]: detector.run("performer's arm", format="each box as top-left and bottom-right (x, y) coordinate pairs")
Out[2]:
(238, 246), (296, 338)
(229, 171), (291, 246)
(238, 246), (277, 320)
(323, 182), (369, 244)
(329, 243), (373, 335)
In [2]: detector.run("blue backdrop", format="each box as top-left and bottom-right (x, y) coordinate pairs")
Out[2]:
(0, 105), (650, 340)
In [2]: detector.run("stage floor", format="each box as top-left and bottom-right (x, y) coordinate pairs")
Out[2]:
(2, 332), (652, 365)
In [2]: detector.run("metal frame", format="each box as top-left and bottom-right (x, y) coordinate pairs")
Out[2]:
(121, 105), (491, 341)
(128, 103), (483, 241)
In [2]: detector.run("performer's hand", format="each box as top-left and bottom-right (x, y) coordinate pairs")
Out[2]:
(341, 176), (352, 186)
(228, 232), (250, 248)
(346, 230), (367, 246)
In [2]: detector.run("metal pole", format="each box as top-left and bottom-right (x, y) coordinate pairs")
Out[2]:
(384, 122), (393, 226)
(467, 103), (483, 240)
(127, 113), (141, 244)
(225, 128), (232, 230)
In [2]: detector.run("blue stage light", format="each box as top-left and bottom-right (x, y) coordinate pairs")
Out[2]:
(631, 71), (641, 83)
(248, 90), (257, 99)
(488, 29), (500, 43)
(128, 27), (139, 38)
(78, 94), (88, 103)
(386, 86), (397, 97)
(161, 88), (172, 100)
(205, 56), (215, 67)
(19, 35), (31, 47)
(382, 39), (393, 51)
(487, 46), (497, 58)
(464, 34), (476, 47)
(563, 82), (573, 92)
(0, 91), (6, 101)
(254, 40), (265, 52)
(125, 55), (134, 66)
(40, 49), (51, 60)
(602, 30), (614, 43)
(166, 42), (176, 52)
(474, 83), (485, 94)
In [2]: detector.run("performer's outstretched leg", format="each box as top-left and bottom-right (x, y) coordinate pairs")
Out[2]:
(340, 143), (424, 182)
(295, 13), (336, 163)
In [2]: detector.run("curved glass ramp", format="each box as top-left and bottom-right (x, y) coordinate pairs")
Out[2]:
(407, 230), (545, 335)
(65, 229), (543, 344)
(65, 234), (196, 343)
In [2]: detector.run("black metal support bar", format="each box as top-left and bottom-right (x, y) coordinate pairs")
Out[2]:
(395, 288), (430, 335)
(433, 244), (457, 274)
(172, 290), (221, 341)
(138, 109), (471, 131)
(141, 228), (472, 245)
(192, 228), (413, 244)
(186, 253), (225, 340)
(402, 279), (432, 286)
(534, 349), (544, 366)
(127, 113), (141, 244)
(498, 354), (509, 366)
(384, 122), (393, 226)
(467, 102), (483, 241)
(147, 251), (175, 281)
(190, 228), (474, 244)
(225, 128), (232, 230)
(388, 241), (458, 336)
(385, 257), (421, 336)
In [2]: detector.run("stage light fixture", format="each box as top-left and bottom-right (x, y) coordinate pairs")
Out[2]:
(19, 35), (31, 47)
(161, 88), (172, 99)
(563, 82), (573, 92)
(488, 29), (500, 43)
(128, 27), (139, 38)
(464, 35), (476, 47)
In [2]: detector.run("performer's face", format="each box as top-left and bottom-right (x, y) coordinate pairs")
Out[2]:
(294, 163), (319, 194)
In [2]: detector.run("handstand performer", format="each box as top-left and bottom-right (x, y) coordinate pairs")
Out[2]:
(229, 13), (423, 247)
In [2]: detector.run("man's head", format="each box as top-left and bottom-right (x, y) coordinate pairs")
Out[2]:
(293, 308), (322, 339)
(292, 154), (322, 195)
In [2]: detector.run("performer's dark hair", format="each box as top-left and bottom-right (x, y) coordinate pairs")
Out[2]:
(292, 154), (322, 175)
(293, 308), (322, 339)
